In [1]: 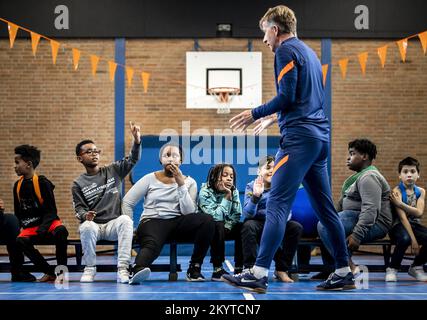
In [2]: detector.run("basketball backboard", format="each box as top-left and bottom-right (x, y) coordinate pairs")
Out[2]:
(186, 52), (262, 110)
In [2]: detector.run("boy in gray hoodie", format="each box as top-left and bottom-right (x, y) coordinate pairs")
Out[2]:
(317, 139), (393, 273)
(72, 122), (141, 283)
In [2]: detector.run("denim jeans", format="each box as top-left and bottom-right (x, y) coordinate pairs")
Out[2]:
(318, 210), (388, 264)
(389, 222), (427, 268)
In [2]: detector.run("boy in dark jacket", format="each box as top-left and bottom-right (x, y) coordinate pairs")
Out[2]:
(14, 145), (68, 282)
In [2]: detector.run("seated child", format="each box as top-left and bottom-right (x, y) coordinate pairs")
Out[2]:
(198, 163), (243, 281)
(242, 155), (303, 282)
(14, 145), (68, 282)
(318, 139), (393, 274)
(72, 122), (141, 283)
(387, 157), (427, 281)
(122, 143), (215, 284)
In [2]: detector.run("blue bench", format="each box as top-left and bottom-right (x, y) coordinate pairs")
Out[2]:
(0, 238), (414, 280)
(295, 238), (396, 273)
(0, 239), (183, 280)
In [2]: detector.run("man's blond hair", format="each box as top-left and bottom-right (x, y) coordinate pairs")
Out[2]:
(259, 5), (297, 35)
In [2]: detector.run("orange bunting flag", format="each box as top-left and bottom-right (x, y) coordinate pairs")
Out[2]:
(90, 55), (100, 76)
(358, 52), (368, 76)
(396, 39), (408, 62)
(8, 23), (18, 48)
(30, 32), (41, 56)
(141, 72), (150, 93)
(377, 45), (388, 68)
(126, 67), (134, 87)
(72, 48), (80, 71)
(50, 40), (60, 64)
(338, 58), (349, 79)
(108, 61), (117, 82)
(321, 64), (328, 86)
(418, 31), (427, 55)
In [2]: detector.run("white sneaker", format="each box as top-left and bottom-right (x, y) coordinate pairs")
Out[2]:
(117, 267), (130, 284)
(80, 266), (96, 282)
(385, 267), (397, 282)
(408, 265), (427, 281)
(129, 267), (151, 285)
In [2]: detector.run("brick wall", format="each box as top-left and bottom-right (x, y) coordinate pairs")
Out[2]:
(0, 39), (115, 252)
(0, 37), (426, 254)
(331, 39), (427, 208)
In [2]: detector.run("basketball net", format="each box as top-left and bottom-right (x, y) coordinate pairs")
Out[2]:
(208, 87), (240, 114)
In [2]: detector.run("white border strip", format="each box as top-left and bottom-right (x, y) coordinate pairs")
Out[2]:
(1, 291), (427, 295)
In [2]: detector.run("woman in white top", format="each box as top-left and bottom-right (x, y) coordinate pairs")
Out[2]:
(122, 143), (215, 284)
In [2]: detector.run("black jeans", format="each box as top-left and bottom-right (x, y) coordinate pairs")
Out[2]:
(134, 213), (215, 269)
(16, 225), (68, 275)
(389, 222), (427, 268)
(241, 219), (303, 272)
(210, 221), (243, 268)
(0, 214), (25, 274)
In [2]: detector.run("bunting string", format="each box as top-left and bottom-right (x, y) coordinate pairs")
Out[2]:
(1, 17), (426, 90)
(0, 17), (151, 91)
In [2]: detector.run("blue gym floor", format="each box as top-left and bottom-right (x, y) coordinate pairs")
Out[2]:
(0, 255), (426, 301)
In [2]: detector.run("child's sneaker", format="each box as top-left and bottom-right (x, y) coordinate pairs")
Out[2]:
(129, 267), (151, 285)
(38, 273), (56, 282)
(186, 263), (205, 282)
(408, 265), (427, 281)
(80, 266), (96, 283)
(211, 267), (229, 281)
(222, 269), (268, 294)
(385, 267), (397, 282)
(117, 267), (130, 284)
(316, 272), (356, 291)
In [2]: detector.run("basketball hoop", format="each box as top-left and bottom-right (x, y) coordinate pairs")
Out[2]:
(208, 87), (240, 114)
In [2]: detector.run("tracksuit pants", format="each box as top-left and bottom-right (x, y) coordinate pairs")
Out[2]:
(255, 135), (349, 270)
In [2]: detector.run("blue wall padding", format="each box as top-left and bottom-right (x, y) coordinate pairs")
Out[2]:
(128, 135), (318, 255)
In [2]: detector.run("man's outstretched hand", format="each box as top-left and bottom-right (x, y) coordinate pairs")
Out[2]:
(253, 114), (277, 135)
(229, 110), (255, 132)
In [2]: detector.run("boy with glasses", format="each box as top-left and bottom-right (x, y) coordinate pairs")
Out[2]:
(72, 122), (141, 283)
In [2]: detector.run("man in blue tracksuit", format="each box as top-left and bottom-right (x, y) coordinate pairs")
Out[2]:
(224, 5), (355, 293)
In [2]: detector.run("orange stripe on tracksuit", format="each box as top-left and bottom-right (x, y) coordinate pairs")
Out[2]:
(277, 61), (294, 84)
(272, 154), (289, 176)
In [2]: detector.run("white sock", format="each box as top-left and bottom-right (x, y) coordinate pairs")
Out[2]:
(252, 266), (269, 279)
(335, 266), (351, 277)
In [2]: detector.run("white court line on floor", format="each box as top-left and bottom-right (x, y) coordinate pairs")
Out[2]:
(243, 293), (256, 300)
(256, 292), (427, 295)
(0, 291), (240, 295)
(1, 291), (427, 295)
(225, 259), (234, 273)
